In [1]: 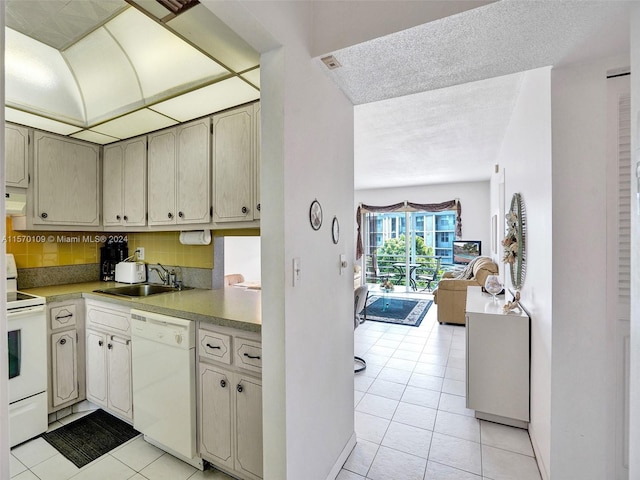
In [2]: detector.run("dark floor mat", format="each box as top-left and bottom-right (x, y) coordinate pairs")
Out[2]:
(41, 409), (139, 468)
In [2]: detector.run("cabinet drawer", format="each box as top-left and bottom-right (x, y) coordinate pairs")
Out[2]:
(50, 304), (77, 330)
(86, 303), (131, 336)
(199, 330), (232, 365)
(235, 338), (262, 373)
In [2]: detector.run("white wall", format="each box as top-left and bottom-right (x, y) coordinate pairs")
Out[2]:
(223, 236), (261, 282)
(355, 181), (491, 260)
(493, 67), (553, 479)
(630, 8), (640, 478)
(205, 3), (357, 479)
(551, 54), (629, 480)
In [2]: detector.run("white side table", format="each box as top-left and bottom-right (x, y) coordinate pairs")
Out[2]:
(465, 286), (530, 428)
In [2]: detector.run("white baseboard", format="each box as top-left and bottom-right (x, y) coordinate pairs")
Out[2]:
(530, 431), (550, 480)
(325, 432), (356, 480)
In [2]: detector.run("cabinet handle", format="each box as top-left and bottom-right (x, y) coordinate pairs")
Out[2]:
(220, 379), (226, 388)
(107, 343), (113, 350)
(123, 215), (128, 221)
(243, 352), (261, 360)
(98, 340), (103, 347)
(257, 203), (261, 211)
(55, 314), (73, 320)
(40, 212), (48, 219)
(178, 211), (184, 218)
(236, 384), (243, 393)
(206, 343), (221, 350)
(116, 215), (121, 221)
(59, 338), (66, 345)
(241, 206), (248, 214)
(167, 212), (173, 219)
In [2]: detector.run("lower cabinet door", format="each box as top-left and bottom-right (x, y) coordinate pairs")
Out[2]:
(51, 330), (78, 407)
(107, 335), (132, 421)
(199, 364), (234, 471)
(235, 374), (263, 480)
(86, 330), (107, 407)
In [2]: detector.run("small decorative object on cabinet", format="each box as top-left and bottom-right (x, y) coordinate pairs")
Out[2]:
(483, 274), (503, 302)
(465, 286), (529, 428)
(309, 200), (322, 230)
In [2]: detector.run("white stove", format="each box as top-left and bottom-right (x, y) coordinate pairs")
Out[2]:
(6, 253), (48, 447)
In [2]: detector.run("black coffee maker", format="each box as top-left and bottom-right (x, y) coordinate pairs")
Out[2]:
(100, 241), (128, 281)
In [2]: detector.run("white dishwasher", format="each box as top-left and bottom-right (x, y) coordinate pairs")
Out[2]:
(131, 309), (202, 469)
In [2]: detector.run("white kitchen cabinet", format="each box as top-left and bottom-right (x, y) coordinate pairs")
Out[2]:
(32, 132), (100, 227)
(198, 324), (263, 480)
(148, 118), (210, 226)
(85, 301), (132, 422)
(465, 286), (530, 428)
(103, 137), (147, 227)
(212, 104), (257, 223)
(47, 301), (85, 413)
(5, 123), (30, 188)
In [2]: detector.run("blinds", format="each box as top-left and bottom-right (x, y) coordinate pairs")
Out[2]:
(618, 93), (631, 309)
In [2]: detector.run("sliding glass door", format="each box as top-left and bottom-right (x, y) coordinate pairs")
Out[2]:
(363, 209), (456, 293)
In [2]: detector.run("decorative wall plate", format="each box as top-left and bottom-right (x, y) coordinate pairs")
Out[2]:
(505, 193), (526, 290)
(309, 200), (322, 230)
(332, 216), (339, 244)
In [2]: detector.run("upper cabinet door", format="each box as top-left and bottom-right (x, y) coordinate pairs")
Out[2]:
(253, 103), (261, 220)
(5, 124), (30, 188)
(122, 138), (147, 226)
(148, 129), (177, 226)
(212, 105), (254, 223)
(33, 133), (100, 226)
(102, 143), (125, 227)
(177, 118), (211, 224)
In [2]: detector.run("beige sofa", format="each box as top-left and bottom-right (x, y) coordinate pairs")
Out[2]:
(433, 257), (499, 325)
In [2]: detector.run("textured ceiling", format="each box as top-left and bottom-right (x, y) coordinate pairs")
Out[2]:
(318, 0), (632, 190)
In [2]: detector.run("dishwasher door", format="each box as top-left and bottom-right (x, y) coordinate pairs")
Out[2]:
(131, 310), (196, 460)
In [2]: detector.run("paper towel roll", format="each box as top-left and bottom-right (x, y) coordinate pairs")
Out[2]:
(179, 230), (211, 245)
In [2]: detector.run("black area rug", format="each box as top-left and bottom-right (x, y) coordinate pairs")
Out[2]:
(365, 296), (432, 327)
(41, 409), (139, 468)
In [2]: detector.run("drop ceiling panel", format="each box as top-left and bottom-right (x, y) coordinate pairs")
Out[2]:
(106, 8), (231, 100)
(64, 27), (143, 124)
(241, 68), (260, 89)
(150, 78), (259, 122)
(92, 108), (178, 139)
(6, 0), (126, 49)
(167, 4), (260, 73)
(6, 108), (82, 136)
(71, 130), (120, 145)
(5, 29), (86, 124)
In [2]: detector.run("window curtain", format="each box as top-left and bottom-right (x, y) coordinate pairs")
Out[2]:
(355, 199), (461, 259)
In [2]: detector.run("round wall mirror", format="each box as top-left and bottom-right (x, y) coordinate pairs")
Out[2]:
(504, 193), (527, 290)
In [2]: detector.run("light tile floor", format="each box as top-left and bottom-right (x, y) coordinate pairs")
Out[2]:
(10, 293), (541, 480)
(9, 409), (234, 480)
(338, 293), (542, 480)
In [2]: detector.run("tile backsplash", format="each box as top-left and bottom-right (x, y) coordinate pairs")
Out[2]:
(6, 217), (214, 269)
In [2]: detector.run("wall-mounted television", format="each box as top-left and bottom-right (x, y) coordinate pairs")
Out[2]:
(453, 240), (482, 265)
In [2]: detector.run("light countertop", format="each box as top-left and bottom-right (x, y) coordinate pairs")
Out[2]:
(22, 282), (261, 333)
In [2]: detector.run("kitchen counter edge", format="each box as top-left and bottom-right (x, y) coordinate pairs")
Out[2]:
(22, 281), (261, 334)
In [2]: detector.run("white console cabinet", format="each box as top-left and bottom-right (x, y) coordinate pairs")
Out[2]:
(465, 286), (530, 428)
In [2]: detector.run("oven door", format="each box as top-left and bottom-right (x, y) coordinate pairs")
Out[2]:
(7, 305), (47, 404)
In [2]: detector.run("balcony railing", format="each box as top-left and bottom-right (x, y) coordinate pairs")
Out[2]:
(364, 253), (447, 291)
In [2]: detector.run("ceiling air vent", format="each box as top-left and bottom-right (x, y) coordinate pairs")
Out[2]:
(321, 55), (342, 70)
(155, 0), (200, 15)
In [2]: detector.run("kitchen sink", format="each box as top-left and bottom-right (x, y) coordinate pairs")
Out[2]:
(93, 284), (192, 297)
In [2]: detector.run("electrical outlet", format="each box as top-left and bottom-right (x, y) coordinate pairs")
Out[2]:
(136, 247), (145, 260)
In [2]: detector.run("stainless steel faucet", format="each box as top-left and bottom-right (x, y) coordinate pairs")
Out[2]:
(149, 263), (170, 285)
